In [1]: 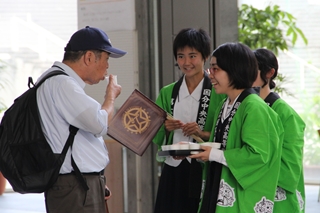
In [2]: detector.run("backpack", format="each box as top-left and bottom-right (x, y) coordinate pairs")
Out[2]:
(0, 70), (86, 193)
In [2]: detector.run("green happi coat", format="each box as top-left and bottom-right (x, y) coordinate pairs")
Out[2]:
(271, 98), (306, 213)
(200, 93), (283, 213)
(152, 81), (225, 152)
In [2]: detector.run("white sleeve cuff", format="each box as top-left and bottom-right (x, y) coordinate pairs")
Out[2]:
(209, 148), (228, 167)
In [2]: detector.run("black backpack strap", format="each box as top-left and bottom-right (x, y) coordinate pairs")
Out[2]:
(29, 70), (68, 89)
(61, 125), (89, 191)
(68, 125), (89, 191)
(60, 125), (78, 157)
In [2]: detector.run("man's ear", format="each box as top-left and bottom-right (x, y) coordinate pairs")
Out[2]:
(83, 51), (94, 66)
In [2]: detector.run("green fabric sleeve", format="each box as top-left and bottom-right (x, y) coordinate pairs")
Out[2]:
(272, 99), (305, 193)
(152, 84), (174, 149)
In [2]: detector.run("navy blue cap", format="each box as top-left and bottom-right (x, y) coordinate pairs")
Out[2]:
(64, 26), (127, 58)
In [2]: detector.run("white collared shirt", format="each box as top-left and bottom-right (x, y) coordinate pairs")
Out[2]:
(221, 94), (240, 123)
(165, 76), (204, 167)
(36, 61), (109, 174)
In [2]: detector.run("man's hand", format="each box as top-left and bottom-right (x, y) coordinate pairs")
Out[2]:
(105, 74), (121, 100)
(102, 75), (121, 123)
(105, 186), (112, 201)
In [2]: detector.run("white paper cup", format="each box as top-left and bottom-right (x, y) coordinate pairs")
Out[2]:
(211, 142), (221, 149)
(189, 143), (201, 150)
(105, 75), (117, 85)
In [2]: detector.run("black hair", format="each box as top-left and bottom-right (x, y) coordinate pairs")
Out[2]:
(173, 28), (211, 61)
(253, 48), (278, 89)
(212, 42), (258, 89)
(63, 50), (103, 62)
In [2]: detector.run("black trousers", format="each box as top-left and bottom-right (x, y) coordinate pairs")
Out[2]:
(154, 159), (202, 213)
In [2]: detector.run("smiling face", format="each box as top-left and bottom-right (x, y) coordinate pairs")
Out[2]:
(176, 46), (205, 78)
(209, 56), (232, 95)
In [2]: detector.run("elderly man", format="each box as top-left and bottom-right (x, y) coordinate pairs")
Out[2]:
(37, 26), (126, 212)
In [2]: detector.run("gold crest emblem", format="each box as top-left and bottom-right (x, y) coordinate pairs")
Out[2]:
(122, 106), (151, 134)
